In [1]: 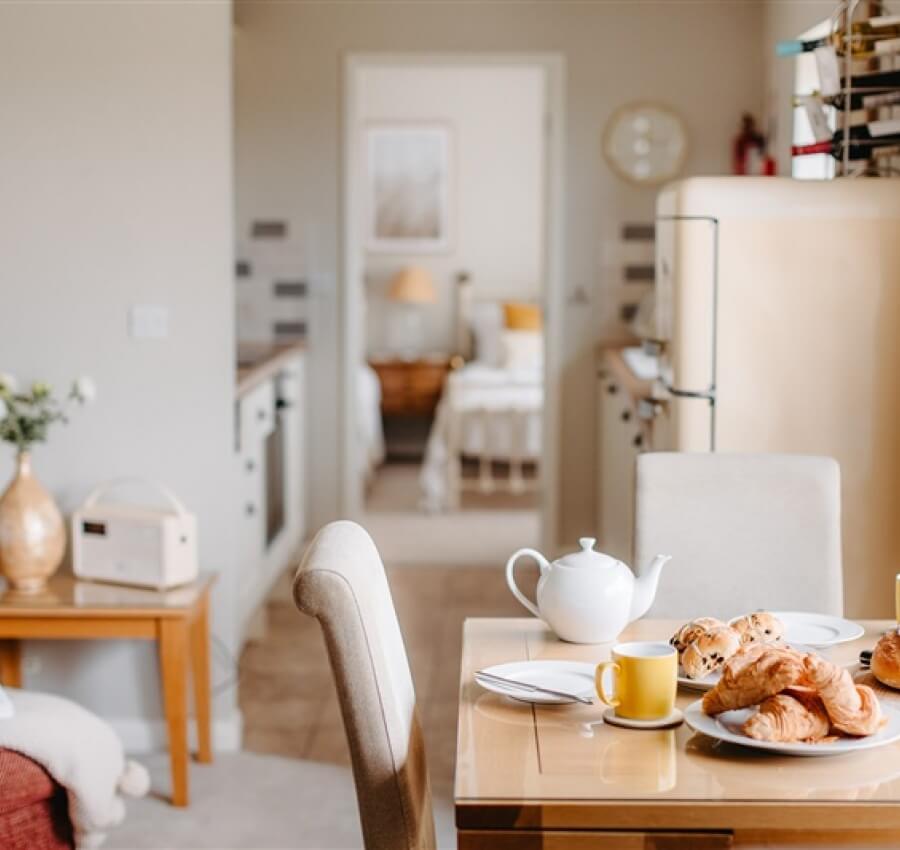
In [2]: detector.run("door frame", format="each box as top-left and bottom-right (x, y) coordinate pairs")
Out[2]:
(341, 51), (566, 552)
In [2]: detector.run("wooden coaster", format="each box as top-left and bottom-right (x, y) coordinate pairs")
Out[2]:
(602, 707), (684, 730)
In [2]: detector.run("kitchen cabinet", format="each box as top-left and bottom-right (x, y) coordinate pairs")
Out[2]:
(235, 348), (306, 641)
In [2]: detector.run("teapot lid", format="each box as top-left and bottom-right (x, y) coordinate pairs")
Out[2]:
(556, 537), (621, 570)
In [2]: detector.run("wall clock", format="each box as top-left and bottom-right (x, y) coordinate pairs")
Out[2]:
(602, 102), (688, 186)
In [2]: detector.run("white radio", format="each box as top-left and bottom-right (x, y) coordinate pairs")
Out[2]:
(72, 479), (198, 590)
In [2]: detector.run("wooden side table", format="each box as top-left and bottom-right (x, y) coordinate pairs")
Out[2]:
(0, 574), (215, 807)
(368, 356), (451, 417)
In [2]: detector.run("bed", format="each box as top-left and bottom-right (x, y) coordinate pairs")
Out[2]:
(357, 363), (386, 488)
(420, 282), (544, 511)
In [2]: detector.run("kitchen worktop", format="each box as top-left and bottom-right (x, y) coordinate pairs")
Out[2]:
(236, 341), (306, 398)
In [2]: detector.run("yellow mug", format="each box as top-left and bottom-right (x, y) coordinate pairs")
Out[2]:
(595, 641), (677, 721)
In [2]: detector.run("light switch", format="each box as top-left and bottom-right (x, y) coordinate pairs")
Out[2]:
(129, 305), (169, 339)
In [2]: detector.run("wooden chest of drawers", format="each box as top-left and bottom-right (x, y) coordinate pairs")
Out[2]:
(369, 357), (450, 417)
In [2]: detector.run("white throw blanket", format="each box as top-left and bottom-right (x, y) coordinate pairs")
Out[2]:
(420, 364), (543, 511)
(0, 688), (149, 848)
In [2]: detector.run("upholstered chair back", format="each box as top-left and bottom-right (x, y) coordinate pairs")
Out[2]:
(293, 521), (435, 850)
(634, 453), (843, 620)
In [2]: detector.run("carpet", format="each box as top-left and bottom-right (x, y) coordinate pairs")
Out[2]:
(106, 751), (455, 850)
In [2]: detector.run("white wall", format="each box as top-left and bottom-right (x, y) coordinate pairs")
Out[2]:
(234, 1), (763, 545)
(359, 64), (545, 356)
(0, 1), (240, 748)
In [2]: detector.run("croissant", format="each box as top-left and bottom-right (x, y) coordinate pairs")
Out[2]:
(742, 687), (831, 743)
(802, 654), (882, 736)
(702, 644), (806, 716)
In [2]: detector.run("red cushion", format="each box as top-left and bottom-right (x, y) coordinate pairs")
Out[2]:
(0, 748), (74, 850)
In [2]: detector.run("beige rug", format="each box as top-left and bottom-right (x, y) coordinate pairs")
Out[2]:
(106, 749), (458, 849)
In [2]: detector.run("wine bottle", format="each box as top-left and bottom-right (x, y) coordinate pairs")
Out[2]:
(798, 89), (900, 111)
(839, 68), (900, 92)
(792, 137), (900, 161)
(777, 22), (900, 57)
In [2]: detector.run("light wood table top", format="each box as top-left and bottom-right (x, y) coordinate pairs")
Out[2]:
(0, 573), (214, 618)
(456, 618), (900, 847)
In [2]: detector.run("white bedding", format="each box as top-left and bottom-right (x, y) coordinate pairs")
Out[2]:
(357, 363), (385, 485)
(420, 363), (542, 511)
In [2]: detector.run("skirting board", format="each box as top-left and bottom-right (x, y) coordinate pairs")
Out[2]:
(109, 709), (243, 754)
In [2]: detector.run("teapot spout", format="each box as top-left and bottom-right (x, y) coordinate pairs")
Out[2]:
(629, 554), (672, 622)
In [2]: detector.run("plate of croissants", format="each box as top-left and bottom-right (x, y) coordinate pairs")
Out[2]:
(672, 612), (791, 690)
(684, 643), (900, 755)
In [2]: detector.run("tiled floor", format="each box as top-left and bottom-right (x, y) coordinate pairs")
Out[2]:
(239, 561), (538, 803)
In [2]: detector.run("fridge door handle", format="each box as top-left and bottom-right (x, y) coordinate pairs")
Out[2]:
(660, 378), (715, 402)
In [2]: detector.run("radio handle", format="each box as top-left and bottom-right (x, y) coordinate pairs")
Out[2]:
(81, 478), (191, 518)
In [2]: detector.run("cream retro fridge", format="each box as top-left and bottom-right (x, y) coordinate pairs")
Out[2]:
(649, 177), (900, 618)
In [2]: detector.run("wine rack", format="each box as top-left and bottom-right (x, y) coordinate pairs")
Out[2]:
(782, 0), (900, 177)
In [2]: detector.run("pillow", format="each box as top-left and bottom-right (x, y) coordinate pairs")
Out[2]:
(503, 301), (543, 331)
(502, 329), (544, 371)
(470, 301), (504, 367)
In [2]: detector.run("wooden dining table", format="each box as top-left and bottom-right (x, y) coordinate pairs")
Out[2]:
(455, 617), (900, 849)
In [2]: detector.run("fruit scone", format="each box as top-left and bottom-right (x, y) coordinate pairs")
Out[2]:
(670, 612), (785, 681)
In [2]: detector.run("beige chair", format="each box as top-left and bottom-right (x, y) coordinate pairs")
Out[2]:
(293, 520), (435, 850)
(634, 453), (843, 620)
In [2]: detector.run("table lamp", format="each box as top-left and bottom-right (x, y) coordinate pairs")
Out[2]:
(388, 266), (436, 359)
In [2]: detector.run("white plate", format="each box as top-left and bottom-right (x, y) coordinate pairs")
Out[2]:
(685, 699), (900, 756)
(771, 611), (864, 648)
(475, 660), (596, 705)
(677, 667), (720, 692)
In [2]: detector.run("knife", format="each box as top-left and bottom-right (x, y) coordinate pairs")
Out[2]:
(475, 670), (594, 705)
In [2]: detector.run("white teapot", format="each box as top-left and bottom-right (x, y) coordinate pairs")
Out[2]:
(505, 538), (672, 644)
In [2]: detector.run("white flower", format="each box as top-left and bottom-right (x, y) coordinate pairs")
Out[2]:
(0, 373), (17, 395)
(73, 376), (97, 403)
(31, 381), (52, 400)
(0, 396), (6, 420)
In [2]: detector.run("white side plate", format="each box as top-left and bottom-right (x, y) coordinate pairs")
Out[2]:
(475, 660), (596, 705)
(771, 611), (865, 648)
(685, 699), (900, 756)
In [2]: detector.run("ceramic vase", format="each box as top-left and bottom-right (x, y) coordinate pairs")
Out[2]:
(0, 453), (65, 593)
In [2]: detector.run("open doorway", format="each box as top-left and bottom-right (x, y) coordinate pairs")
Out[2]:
(342, 54), (564, 564)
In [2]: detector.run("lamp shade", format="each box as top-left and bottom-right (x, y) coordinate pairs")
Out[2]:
(388, 266), (437, 304)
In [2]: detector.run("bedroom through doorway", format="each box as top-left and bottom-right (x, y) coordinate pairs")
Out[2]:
(344, 55), (562, 566)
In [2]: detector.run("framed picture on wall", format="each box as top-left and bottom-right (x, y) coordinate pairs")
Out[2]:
(365, 123), (452, 254)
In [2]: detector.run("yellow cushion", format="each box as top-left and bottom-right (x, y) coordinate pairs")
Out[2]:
(503, 301), (542, 330)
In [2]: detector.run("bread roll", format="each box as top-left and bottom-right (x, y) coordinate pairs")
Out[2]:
(681, 626), (741, 679)
(670, 617), (725, 654)
(871, 631), (900, 690)
(729, 611), (785, 646)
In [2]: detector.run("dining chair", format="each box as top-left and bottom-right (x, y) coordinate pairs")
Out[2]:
(634, 452), (843, 620)
(292, 520), (436, 850)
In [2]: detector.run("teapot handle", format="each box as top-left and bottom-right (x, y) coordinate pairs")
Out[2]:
(505, 548), (549, 619)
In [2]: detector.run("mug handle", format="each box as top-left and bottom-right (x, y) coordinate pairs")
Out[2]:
(596, 661), (621, 707)
(505, 548), (549, 619)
